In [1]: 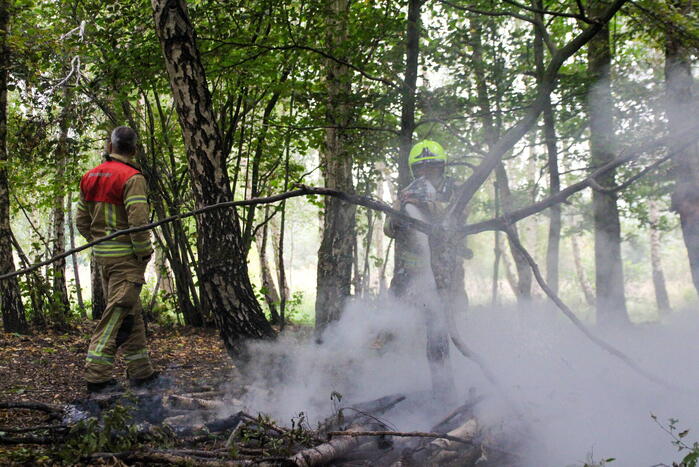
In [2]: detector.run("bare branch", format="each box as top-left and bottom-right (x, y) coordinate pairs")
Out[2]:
(503, 225), (672, 388)
(501, 0), (593, 23)
(447, 0), (629, 221)
(586, 154), (671, 194)
(200, 38), (397, 89)
(438, 0), (532, 22)
(464, 128), (699, 235)
(0, 186), (432, 282)
(437, 0), (557, 53)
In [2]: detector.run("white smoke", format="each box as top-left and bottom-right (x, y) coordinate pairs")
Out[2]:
(232, 295), (699, 467)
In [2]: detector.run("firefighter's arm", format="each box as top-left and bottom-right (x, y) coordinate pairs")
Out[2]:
(75, 192), (93, 242)
(123, 174), (153, 261)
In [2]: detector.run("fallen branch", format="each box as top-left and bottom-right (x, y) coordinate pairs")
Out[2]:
(0, 424), (67, 433)
(0, 434), (57, 445)
(206, 412), (245, 432)
(318, 393), (405, 432)
(181, 390), (227, 399)
(503, 226), (672, 388)
(431, 395), (484, 433)
(0, 401), (63, 415)
(89, 450), (249, 466)
(326, 430), (473, 445)
(289, 425), (366, 467)
(167, 394), (226, 411)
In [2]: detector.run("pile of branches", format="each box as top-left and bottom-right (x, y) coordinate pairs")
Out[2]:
(0, 388), (518, 466)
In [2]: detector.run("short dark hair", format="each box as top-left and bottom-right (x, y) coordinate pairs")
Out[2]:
(110, 126), (137, 156)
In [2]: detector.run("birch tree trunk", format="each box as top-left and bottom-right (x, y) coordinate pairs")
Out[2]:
(665, 0), (699, 299)
(587, 0), (628, 325)
(315, 0), (356, 337)
(152, 0), (274, 354)
(66, 198), (85, 318)
(0, 0), (26, 334)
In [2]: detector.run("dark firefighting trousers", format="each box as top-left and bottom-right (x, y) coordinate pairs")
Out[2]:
(84, 256), (154, 383)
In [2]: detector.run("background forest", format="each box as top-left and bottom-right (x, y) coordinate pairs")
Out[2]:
(0, 0), (697, 356)
(3, 0), (699, 465)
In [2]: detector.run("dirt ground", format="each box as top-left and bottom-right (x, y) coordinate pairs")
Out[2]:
(0, 324), (236, 460)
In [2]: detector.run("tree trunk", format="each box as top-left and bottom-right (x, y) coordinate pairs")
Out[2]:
(0, 0), (27, 334)
(665, 0), (699, 299)
(374, 166), (387, 293)
(270, 218), (289, 318)
(315, 0), (356, 338)
(397, 0), (421, 190)
(50, 194), (70, 327)
(255, 214), (281, 325)
(10, 231), (48, 327)
(500, 232), (519, 298)
(360, 208), (375, 296)
(649, 200), (671, 313)
(491, 183), (502, 306)
(66, 198), (85, 318)
(571, 235), (595, 307)
(392, 0), (422, 294)
(470, 19), (531, 303)
(495, 164), (532, 302)
(152, 0), (274, 355)
(352, 231), (361, 297)
(121, 96), (203, 327)
(90, 251), (106, 321)
(50, 81), (72, 327)
(533, 1), (562, 295)
(587, 0), (628, 325)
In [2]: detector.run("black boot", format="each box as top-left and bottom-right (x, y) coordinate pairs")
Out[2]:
(130, 371), (172, 391)
(86, 378), (121, 394)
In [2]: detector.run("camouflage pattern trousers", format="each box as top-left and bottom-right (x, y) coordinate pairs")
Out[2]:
(84, 255), (154, 383)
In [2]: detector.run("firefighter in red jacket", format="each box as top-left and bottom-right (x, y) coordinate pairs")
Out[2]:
(76, 126), (157, 393)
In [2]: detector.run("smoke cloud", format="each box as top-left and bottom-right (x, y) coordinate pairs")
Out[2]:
(232, 295), (699, 466)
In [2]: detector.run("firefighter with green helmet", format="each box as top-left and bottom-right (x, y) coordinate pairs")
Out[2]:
(383, 139), (470, 402)
(384, 139), (471, 303)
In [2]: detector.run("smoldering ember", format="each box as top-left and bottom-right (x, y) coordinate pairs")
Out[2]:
(2, 0), (699, 466)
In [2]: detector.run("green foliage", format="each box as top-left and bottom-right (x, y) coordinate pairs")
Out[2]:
(236, 412), (315, 455)
(652, 414), (699, 467)
(284, 291), (310, 324)
(57, 401), (140, 463)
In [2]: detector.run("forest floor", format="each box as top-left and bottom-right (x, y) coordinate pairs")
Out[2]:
(0, 323), (238, 463)
(0, 323), (504, 466)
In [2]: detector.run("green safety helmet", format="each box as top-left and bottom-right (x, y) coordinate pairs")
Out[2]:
(409, 140), (447, 175)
